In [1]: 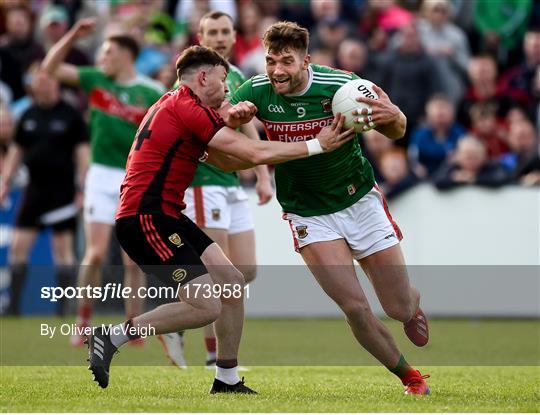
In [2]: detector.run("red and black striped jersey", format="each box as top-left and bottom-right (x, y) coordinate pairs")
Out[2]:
(116, 85), (225, 219)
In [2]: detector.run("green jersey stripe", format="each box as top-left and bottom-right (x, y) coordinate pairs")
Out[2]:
(312, 76), (351, 83)
(313, 73), (351, 79)
(312, 73), (352, 79)
(313, 77), (349, 82)
(312, 80), (349, 86)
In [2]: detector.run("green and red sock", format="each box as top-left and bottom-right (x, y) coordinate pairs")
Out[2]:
(389, 354), (419, 384)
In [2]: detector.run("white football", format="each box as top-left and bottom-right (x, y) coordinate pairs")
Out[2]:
(332, 79), (379, 132)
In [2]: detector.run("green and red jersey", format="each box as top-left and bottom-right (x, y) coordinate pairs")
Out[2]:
(78, 67), (164, 169)
(230, 64), (375, 217)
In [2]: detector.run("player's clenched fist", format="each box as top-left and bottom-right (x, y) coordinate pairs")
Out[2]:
(68, 18), (97, 39)
(227, 101), (257, 129)
(314, 113), (355, 153)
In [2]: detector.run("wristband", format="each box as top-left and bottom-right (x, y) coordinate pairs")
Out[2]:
(306, 138), (324, 156)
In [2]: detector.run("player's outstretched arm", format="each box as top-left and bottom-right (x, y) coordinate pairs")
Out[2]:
(215, 101), (274, 202)
(0, 143), (23, 205)
(353, 85), (407, 140)
(239, 121), (273, 205)
(42, 18), (97, 85)
(208, 113), (355, 166)
(205, 148), (255, 172)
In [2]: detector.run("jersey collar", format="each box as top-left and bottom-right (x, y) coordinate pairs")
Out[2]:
(285, 65), (313, 97)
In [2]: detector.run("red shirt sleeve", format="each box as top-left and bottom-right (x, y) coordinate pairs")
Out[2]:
(184, 95), (225, 144)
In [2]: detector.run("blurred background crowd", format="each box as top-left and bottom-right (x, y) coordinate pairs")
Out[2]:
(0, 0), (539, 200)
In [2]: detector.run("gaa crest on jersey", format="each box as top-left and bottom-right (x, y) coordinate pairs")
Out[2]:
(212, 209), (221, 221)
(268, 104), (285, 113)
(296, 225), (308, 239)
(321, 98), (332, 112)
(168, 233), (183, 247)
(172, 268), (187, 283)
(347, 184), (357, 195)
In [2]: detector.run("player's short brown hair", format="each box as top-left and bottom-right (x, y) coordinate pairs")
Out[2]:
(263, 21), (309, 55)
(107, 35), (140, 60)
(198, 10), (234, 34)
(175, 45), (229, 79)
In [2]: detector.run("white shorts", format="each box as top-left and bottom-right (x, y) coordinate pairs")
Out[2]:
(283, 186), (403, 260)
(84, 164), (125, 225)
(183, 185), (254, 234)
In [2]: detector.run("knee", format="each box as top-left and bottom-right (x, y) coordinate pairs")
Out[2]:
(9, 243), (29, 264)
(215, 266), (245, 287)
(83, 248), (106, 267)
(340, 301), (373, 326)
(9, 252), (27, 265)
(241, 265), (256, 284)
(219, 268), (247, 304)
(53, 250), (75, 266)
(383, 302), (416, 323)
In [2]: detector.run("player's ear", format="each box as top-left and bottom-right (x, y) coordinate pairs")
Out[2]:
(198, 70), (207, 86)
(303, 54), (311, 69)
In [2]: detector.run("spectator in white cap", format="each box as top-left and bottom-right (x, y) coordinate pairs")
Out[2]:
(40, 5), (90, 67)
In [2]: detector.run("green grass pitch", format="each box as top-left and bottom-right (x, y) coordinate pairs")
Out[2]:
(1, 316), (539, 412)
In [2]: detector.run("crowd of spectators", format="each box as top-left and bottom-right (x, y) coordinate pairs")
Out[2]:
(1, 0), (539, 200)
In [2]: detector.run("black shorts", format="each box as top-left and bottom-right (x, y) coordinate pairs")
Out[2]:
(115, 213), (213, 288)
(16, 185), (77, 232)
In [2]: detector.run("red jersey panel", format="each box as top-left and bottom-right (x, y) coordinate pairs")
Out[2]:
(116, 85), (225, 219)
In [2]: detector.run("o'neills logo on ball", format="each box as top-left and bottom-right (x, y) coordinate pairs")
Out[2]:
(296, 225), (308, 239)
(357, 84), (376, 99)
(172, 268), (187, 282)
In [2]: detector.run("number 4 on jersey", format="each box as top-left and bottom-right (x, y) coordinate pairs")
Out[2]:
(135, 106), (160, 150)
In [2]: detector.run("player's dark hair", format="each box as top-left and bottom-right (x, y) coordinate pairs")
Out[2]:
(469, 102), (497, 120)
(199, 10), (234, 33)
(175, 45), (229, 79)
(427, 93), (452, 105)
(263, 21), (309, 55)
(107, 35), (140, 60)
